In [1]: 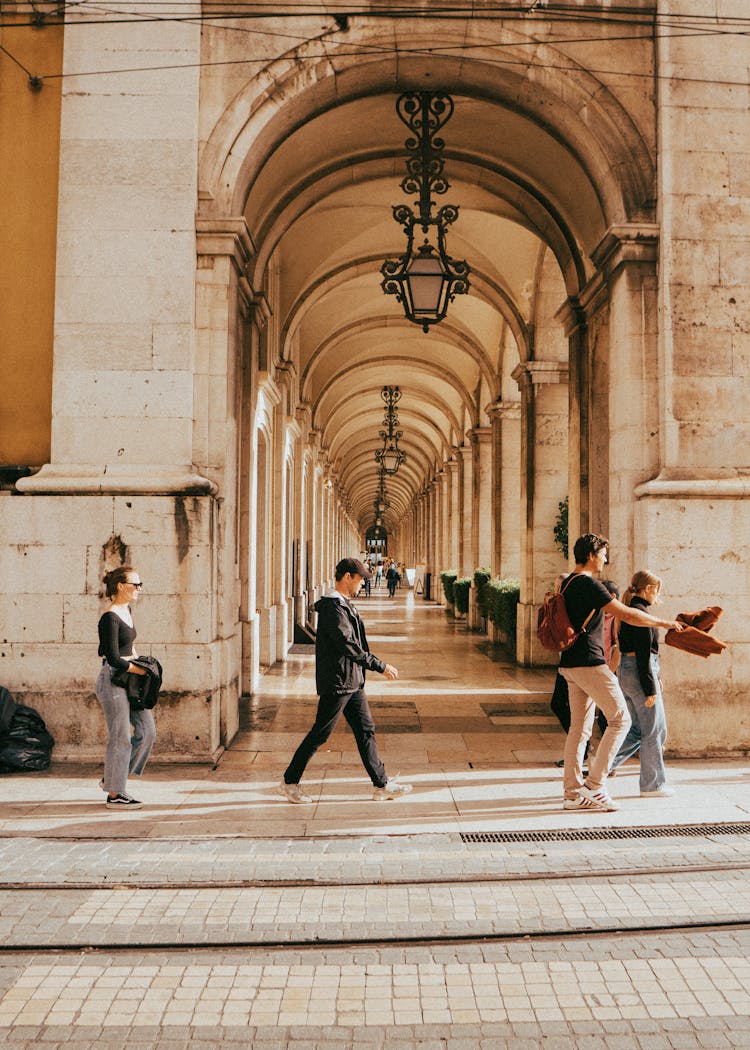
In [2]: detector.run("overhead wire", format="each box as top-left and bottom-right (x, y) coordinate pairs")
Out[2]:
(1, 1), (747, 87)
(3, 1), (750, 28)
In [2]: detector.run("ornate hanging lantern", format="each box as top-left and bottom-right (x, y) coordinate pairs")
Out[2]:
(374, 385), (407, 475)
(381, 92), (470, 333)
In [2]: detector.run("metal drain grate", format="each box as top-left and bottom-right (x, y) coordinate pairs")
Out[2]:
(461, 822), (750, 844)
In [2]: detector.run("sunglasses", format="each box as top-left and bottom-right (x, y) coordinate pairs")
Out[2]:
(127, 581), (144, 589)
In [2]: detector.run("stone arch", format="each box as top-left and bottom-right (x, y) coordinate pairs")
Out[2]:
(198, 24), (654, 240)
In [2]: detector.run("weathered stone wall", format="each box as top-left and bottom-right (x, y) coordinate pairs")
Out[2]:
(630, 0), (750, 754)
(0, 493), (234, 761)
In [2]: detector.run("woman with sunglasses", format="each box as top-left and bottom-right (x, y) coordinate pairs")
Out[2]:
(96, 566), (154, 809)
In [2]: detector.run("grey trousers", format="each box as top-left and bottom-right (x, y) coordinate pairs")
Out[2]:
(95, 664), (156, 795)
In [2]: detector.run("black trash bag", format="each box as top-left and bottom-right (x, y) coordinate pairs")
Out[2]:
(0, 699), (55, 774)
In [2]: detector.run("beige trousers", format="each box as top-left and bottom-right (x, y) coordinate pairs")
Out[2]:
(560, 664), (631, 797)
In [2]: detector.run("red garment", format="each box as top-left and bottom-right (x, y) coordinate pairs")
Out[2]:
(665, 606), (727, 659)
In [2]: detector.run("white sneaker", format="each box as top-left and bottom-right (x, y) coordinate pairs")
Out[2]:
(372, 778), (413, 801)
(640, 786), (675, 797)
(278, 779), (312, 804)
(577, 784), (620, 812)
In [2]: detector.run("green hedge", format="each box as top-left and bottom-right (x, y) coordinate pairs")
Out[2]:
(487, 576), (520, 645)
(453, 577), (472, 614)
(439, 570), (458, 605)
(473, 567), (492, 618)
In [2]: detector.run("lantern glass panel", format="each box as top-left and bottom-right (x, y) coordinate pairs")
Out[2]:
(406, 253), (447, 315)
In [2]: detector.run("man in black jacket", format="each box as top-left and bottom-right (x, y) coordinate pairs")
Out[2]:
(279, 558), (413, 803)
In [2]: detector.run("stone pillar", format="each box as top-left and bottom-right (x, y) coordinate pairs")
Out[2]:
(512, 361), (569, 666)
(589, 226), (660, 578)
(238, 293), (271, 698)
(556, 299), (589, 548)
(445, 459), (460, 575)
(7, 20), (238, 759)
(469, 427), (493, 571)
(493, 402), (522, 579)
(456, 444), (473, 579)
(291, 406), (312, 636)
(624, 5), (750, 750)
(256, 375), (281, 670)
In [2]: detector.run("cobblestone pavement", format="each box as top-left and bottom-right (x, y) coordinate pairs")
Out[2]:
(2, 866), (750, 948)
(3, 931), (750, 1046)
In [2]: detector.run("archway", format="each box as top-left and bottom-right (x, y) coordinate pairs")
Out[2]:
(195, 21), (658, 690)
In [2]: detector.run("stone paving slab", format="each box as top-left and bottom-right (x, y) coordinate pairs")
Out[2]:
(1, 829), (750, 888)
(2, 867), (750, 948)
(2, 930), (750, 1045)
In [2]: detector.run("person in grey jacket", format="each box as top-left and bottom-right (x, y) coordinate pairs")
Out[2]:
(279, 558), (413, 803)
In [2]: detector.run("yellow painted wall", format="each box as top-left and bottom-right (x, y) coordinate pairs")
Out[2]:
(0, 20), (63, 465)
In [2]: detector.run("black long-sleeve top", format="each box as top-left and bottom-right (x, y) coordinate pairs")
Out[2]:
(313, 594), (385, 694)
(618, 595), (659, 695)
(98, 610), (137, 671)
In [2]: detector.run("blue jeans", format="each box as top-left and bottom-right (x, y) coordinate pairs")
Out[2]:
(96, 664), (156, 795)
(284, 689), (387, 787)
(611, 654), (667, 791)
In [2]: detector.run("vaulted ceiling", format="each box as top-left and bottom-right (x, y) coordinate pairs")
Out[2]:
(242, 88), (609, 533)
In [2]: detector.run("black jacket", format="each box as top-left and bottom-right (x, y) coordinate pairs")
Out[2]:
(314, 595), (385, 695)
(112, 655), (163, 710)
(618, 596), (659, 695)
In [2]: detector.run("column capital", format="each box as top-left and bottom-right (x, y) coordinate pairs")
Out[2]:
(468, 426), (492, 445)
(196, 216), (255, 273)
(591, 222), (660, 283)
(511, 361), (569, 392)
(484, 399), (522, 421)
(554, 297), (587, 336)
(296, 401), (312, 431)
(249, 292), (271, 330)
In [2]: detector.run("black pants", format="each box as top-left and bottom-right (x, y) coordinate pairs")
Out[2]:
(283, 689), (387, 787)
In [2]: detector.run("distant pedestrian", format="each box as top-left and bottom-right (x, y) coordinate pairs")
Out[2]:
(96, 566), (153, 809)
(279, 558), (413, 803)
(559, 535), (683, 813)
(386, 562), (400, 598)
(609, 571), (674, 797)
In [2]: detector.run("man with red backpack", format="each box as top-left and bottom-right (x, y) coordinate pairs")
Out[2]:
(558, 534), (684, 813)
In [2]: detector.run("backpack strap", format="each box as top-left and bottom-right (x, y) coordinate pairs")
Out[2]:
(561, 573), (597, 633)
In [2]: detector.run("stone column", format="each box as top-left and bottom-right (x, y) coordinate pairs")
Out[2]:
(556, 298), (589, 548)
(455, 445), (473, 578)
(469, 427), (493, 571)
(238, 294), (272, 698)
(589, 226), (660, 577)
(9, 15), (237, 758)
(512, 361), (569, 666)
(493, 402), (522, 579)
(291, 405), (312, 637)
(445, 459), (460, 575)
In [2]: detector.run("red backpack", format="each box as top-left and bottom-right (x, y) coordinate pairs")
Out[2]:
(537, 574), (595, 653)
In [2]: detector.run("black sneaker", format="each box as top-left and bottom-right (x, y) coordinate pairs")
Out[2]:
(105, 793), (142, 809)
